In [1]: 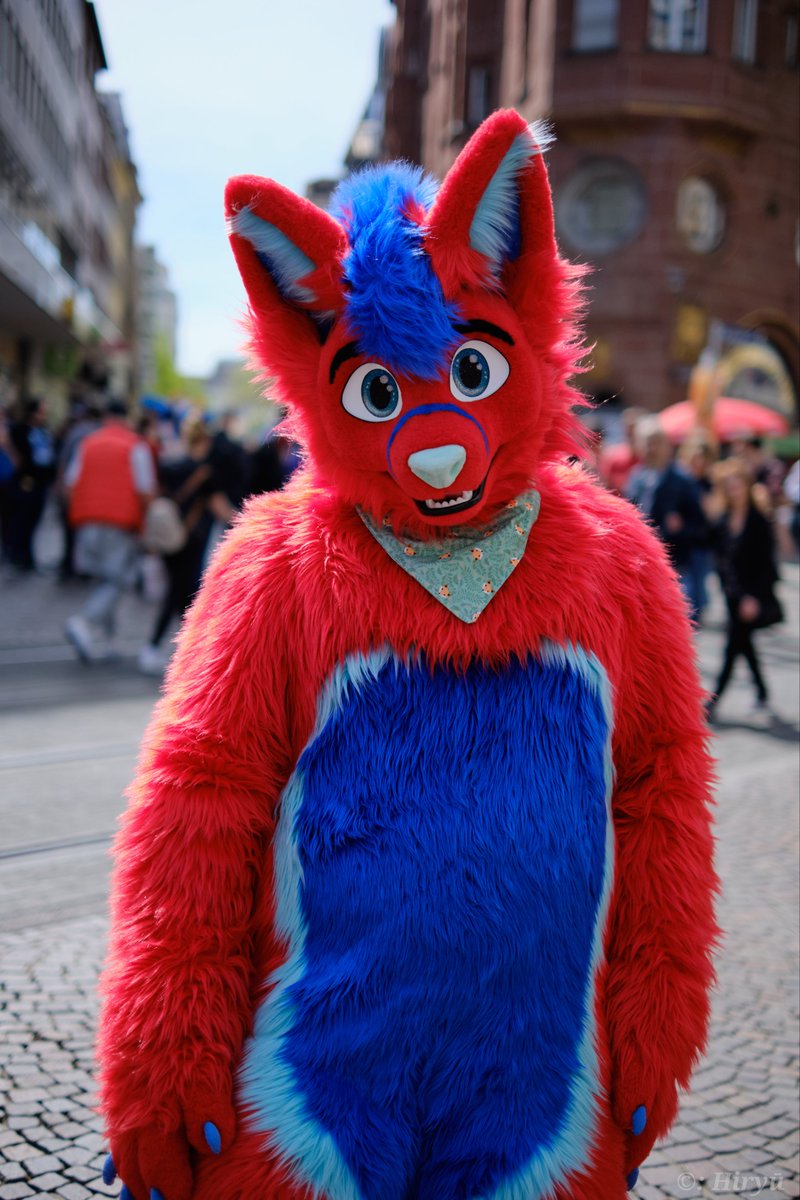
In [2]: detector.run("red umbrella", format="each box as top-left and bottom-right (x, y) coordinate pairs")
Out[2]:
(659, 397), (790, 442)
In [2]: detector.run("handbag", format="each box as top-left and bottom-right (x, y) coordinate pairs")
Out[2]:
(142, 463), (214, 555)
(752, 591), (784, 630)
(142, 497), (187, 554)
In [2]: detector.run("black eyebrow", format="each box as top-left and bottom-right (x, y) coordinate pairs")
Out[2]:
(454, 319), (515, 346)
(329, 341), (360, 384)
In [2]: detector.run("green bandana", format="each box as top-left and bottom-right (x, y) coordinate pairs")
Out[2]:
(359, 490), (541, 624)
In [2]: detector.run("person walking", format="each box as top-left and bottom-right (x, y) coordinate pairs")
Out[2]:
(138, 411), (233, 675)
(0, 407), (19, 564)
(677, 434), (716, 623)
(707, 457), (782, 719)
(55, 397), (102, 580)
(626, 417), (707, 619)
(64, 398), (155, 661)
(4, 397), (56, 571)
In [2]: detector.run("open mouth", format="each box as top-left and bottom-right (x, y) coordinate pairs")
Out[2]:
(415, 477), (486, 516)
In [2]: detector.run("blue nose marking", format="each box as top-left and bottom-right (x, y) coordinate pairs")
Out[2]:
(385, 403), (489, 477)
(407, 444), (466, 488)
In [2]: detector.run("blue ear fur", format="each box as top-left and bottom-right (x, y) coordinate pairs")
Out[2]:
(229, 206), (322, 309)
(469, 120), (554, 275)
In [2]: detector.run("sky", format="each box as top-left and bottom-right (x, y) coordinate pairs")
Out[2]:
(94, 0), (395, 378)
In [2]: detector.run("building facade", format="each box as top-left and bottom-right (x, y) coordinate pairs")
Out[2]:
(383, 0), (800, 419)
(0, 0), (140, 411)
(134, 244), (177, 397)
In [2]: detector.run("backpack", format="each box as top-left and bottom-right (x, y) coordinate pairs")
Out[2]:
(142, 497), (187, 554)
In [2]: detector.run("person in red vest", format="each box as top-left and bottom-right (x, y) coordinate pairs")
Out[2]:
(64, 397), (155, 661)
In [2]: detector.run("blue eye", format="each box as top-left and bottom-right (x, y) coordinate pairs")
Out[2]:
(452, 347), (490, 397)
(362, 368), (400, 417)
(449, 339), (509, 402)
(342, 362), (403, 423)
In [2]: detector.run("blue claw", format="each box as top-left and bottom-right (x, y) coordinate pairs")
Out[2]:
(626, 1167), (639, 1191)
(120, 1187), (135, 1200)
(203, 1120), (222, 1155)
(150, 1190), (165, 1200)
(102, 1154), (117, 1185)
(631, 1104), (647, 1136)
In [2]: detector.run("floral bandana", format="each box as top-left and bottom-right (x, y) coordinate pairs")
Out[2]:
(359, 490), (541, 624)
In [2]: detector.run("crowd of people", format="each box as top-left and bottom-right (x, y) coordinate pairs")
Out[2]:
(1, 391), (797, 710)
(596, 407), (797, 718)
(0, 393), (298, 673)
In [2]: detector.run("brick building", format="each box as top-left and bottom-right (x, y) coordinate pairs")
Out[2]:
(383, 0), (800, 420)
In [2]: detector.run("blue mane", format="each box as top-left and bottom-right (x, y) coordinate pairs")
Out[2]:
(330, 164), (460, 380)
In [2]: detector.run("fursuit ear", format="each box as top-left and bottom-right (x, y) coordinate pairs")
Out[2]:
(425, 109), (557, 297)
(225, 176), (347, 343)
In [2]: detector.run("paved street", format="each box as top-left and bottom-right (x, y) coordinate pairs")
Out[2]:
(0, 528), (798, 1199)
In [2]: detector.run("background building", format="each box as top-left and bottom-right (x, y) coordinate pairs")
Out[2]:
(382, 0), (800, 421)
(134, 244), (177, 397)
(0, 0), (140, 413)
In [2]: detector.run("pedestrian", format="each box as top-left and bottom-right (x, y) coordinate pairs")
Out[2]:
(626, 416), (707, 620)
(55, 397), (102, 580)
(677, 434), (716, 622)
(248, 431), (300, 497)
(728, 432), (786, 514)
(4, 397), (56, 571)
(0, 406), (18, 563)
(706, 457), (782, 719)
(63, 398), (156, 661)
(138, 411), (233, 675)
(598, 405), (644, 495)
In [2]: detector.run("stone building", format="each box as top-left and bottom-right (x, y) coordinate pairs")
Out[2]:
(383, 0), (800, 418)
(0, 0), (140, 411)
(134, 244), (178, 397)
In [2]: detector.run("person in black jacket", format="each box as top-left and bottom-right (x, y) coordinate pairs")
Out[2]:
(5, 397), (56, 570)
(707, 457), (782, 717)
(626, 418), (708, 618)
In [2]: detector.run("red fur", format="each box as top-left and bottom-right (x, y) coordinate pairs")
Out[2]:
(99, 111), (717, 1199)
(99, 468), (717, 1196)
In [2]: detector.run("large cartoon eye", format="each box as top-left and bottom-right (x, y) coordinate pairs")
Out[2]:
(342, 363), (403, 422)
(450, 340), (509, 401)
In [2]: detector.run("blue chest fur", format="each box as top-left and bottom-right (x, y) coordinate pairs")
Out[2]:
(241, 646), (614, 1200)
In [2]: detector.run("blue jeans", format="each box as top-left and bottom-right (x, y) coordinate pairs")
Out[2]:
(680, 548), (711, 624)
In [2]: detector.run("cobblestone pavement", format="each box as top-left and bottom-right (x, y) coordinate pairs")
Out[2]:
(1, 549), (798, 1197)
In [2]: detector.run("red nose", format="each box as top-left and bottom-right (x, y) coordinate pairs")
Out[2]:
(388, 408), (490, 496)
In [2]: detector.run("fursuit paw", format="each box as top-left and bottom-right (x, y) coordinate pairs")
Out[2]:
(622, 1109), (647, 1191)
(612, 1071), (676, 1175)
(619, 1100), (657, 1179)
(105, 1091), (235, 1200)
(631, 1104), (647, 1136)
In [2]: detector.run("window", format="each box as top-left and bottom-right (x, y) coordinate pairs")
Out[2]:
(676, 177), (726, 253)
(556, 159), (647, 255)
(648, 0), (707, 53)
(732, 0), (758, 62)
(466, 63), (492, 128)
(573, 0), (619, 51)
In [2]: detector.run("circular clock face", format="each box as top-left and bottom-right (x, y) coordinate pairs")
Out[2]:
(556, 159), (646, 255)
(676, 177), (726, 254)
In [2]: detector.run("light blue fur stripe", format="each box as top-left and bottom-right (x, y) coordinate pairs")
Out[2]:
(229, 206), (319, 306)
(469, 121), (555, 272)
(484, 639), (615, 1200)
(240, 648), (393, 1200)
